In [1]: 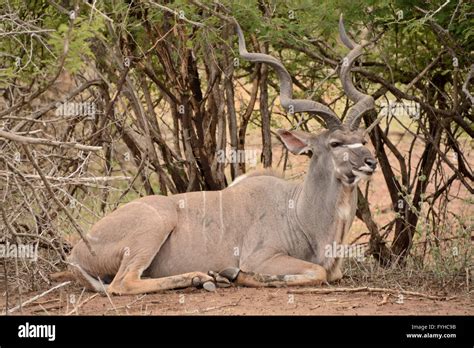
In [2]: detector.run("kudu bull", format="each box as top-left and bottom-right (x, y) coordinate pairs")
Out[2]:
(67, 16), (378, 295)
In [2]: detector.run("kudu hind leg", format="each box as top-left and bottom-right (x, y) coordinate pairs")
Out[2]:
(233, 254), (327, 287)
(106, 200), (212, 295)
(109, 270), (214, 295)
(327, 257), (343, 282)
(107, 233), (214, 295)
(106, 230), (214, 295)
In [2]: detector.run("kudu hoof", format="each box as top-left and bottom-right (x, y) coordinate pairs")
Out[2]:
(192, 276), (216, 291)
(208, 270), (232, 288)
(192, 276), (202, 287)
(203, 281), (216, 292)
(215, 275), (231, 288)
(219, 267), (240, 281)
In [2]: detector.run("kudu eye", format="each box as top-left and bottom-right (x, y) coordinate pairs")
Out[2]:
(330, 141), (342, 148)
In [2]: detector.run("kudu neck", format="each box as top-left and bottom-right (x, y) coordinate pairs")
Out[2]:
(296, 154), (355, 231)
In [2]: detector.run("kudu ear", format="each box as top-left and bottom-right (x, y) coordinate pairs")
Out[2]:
(277, 129), (315, 155)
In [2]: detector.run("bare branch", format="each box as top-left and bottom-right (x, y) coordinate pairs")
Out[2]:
(0, 130), (102, 151)
(462, 64), (474, 104)
(22, 145), (95, 255)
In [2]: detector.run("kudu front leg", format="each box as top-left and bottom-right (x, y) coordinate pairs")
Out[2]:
(225, 254), (327, 287)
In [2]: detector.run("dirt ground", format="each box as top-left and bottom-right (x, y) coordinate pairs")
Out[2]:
(2, 282), (473, 315)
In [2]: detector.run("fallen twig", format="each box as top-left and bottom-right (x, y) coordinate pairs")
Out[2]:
(32, 303), (63, 314)
(287, 287), (456, 301)
(66, 293), (99, 315)
(25, 298), (60, 308)
(98, 278), (118, 314)
(4, 281), (71, 314)
(200, 297), (242, 313)
(105, 294), (147, 313)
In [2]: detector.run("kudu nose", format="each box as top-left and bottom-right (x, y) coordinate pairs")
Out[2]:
(365, 158), (377, 169)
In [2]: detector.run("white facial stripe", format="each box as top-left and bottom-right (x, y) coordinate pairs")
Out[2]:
(332, 158), (340, 173)
(344, 143), (363, 149)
